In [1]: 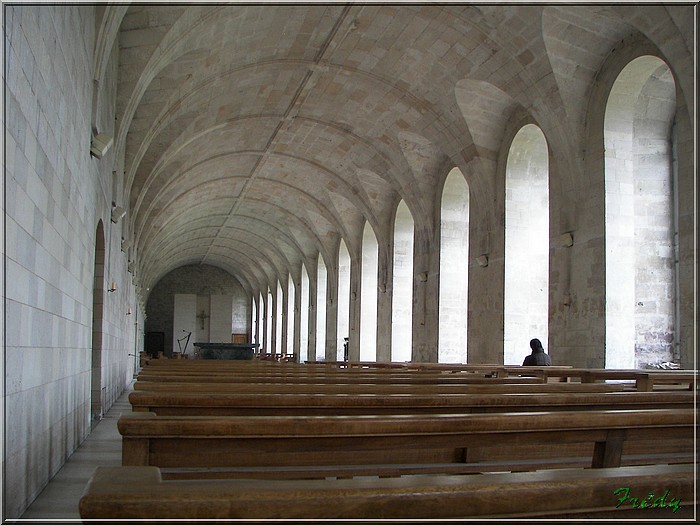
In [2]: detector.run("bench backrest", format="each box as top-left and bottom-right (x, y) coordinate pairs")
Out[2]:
(131, 380), (628, 394)
(128, 390), (695, 416)
(118, 408), (695, 476)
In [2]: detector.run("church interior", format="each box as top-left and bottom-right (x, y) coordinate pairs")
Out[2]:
(3, 3), (697, 520)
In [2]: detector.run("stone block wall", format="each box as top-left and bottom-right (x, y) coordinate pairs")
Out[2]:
(3, 5), (137, 518)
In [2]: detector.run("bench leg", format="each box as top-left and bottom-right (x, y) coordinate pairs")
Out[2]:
(592, 429), (625, 468)
(122, 438), (150, 466)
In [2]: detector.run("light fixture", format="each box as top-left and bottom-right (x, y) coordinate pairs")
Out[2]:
(90, 133), (113, 159)
(121, 238), (131, 252)
(111, 205), (126, 224)
(558, 232), (574, 247)
(476, 255), (489, 267)
(126, 307), (132, 316)
(107, 281), (117, 292)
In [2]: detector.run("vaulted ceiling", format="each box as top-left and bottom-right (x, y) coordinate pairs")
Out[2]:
(107, 4), (692, 298)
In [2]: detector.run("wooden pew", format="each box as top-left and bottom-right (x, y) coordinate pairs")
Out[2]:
(79, 463), (695, 520)
(139, 360), (695, 390)
(128, 390), (695, 416)
(520, 368), (697, 391)
(132, 380), (629, 394)
(117, 408), (695, 480)
(133, 372), (546, 385)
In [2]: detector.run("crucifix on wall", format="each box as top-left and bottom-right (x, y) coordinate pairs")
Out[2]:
(196, 309), (210, 329)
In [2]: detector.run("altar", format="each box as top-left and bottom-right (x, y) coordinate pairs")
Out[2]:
(193, 342), (258, 360)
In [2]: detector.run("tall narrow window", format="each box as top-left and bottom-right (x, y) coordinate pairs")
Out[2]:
(265, 289), (272, 354)
(360, 223), (378, 361)
(504, 125), (550, 364)
(439, 168), (470, 363)
(300, 265), (309, 362)
(251, 297), (257, 348)
(276, 281), (283, 355)
(287, 274), (295, 356)
(392, 200), (414, 362)
(337, 240), (351, 361)
(605, 56), (676, 369)
(316, 257), (327, 361)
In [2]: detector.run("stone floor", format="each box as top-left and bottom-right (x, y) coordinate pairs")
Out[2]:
(17, 383), (133, 522)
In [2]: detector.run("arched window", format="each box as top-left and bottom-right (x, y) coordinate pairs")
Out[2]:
(251, 297), (258, 348)
(300, 265), (309, 362)
(265, 288), (272, 354)
(504, 124), (550, 364)
(392, 200), (414, 362)
(337, 240), (351, 361)
(287, 274), (295, 356)
(605, 56), (677, 369)
(439, 168), (469, 363)
(275, 281), (283, 355)
(360, 223), (378, 361)
(316, 257), (327, 361)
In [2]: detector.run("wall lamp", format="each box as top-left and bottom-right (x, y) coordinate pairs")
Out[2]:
(90, 133), (113, 159)
(558, 232), (574, 247)
(107, 281), (117, 293)
(111, 204), (126, 224)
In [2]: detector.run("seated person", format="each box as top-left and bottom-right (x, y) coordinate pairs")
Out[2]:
(523, 338), (552, 366)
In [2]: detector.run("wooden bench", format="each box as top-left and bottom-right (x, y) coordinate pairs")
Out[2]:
(529, 368), (697, 391)
(128, 389), (695, 416)
(117, 408), (695, 479)
(139, 361), (695, 390)
(133, 372), (546, 385)
(132, 380), (629, 394)
(79, 463), (695, 519)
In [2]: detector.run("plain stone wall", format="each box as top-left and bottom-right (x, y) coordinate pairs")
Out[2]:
(4, 5), (138, 518)
(145, 264), (250, 356)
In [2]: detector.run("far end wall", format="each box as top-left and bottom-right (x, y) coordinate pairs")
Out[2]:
(145, 264), (250, 356)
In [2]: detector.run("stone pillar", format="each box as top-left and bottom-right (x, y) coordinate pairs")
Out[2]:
(376, 243), (392, 362)
(411, 228), (440, 362)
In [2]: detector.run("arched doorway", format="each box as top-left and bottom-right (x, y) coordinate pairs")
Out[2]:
(90, 221), (105, 427)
